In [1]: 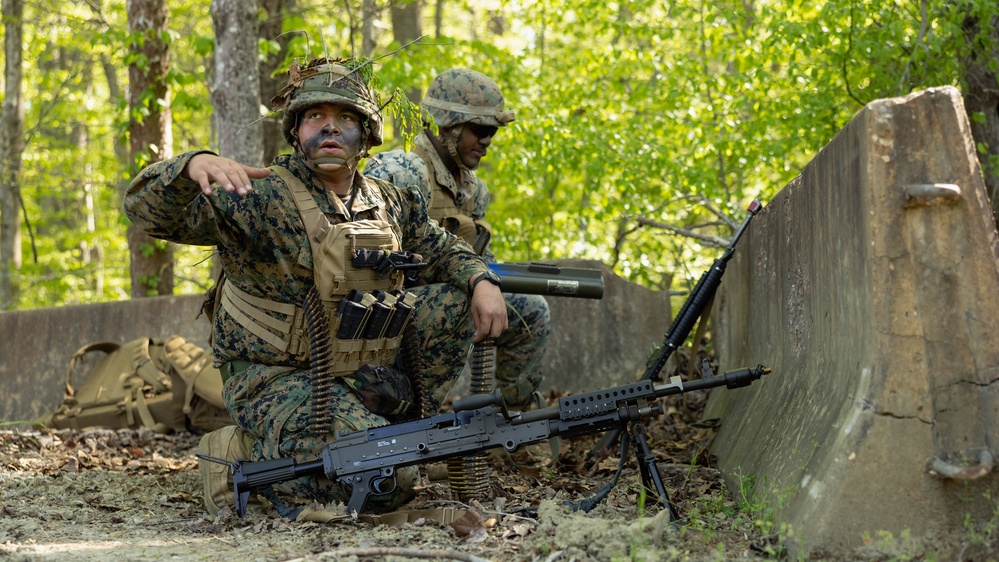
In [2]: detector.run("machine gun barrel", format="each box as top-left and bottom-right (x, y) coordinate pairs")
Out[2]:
(518, 364), (769, 429)
(487, 262), (604, 298)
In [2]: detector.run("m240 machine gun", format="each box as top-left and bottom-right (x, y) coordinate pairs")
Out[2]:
(231, 363), (769, 521)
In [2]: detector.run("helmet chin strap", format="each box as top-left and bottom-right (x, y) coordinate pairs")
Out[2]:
(312, 155), (353, 171)
(444, 125), (479, 194)
(445, 125), (470, 174)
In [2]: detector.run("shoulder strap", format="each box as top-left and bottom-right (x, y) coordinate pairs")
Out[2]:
(127, 338), (171, 392)
(163, 335), (227, 412)
(270, 165), (330, 259)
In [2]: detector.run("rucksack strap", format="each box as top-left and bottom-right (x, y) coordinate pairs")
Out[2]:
(129, 338), (171, 393)
(64, 341), (121, 400)
(122, 379), (165, 432)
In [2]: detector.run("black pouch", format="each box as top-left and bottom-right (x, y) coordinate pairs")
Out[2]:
(345, 364), (414, 418)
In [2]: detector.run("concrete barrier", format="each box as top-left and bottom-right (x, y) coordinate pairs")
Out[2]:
(0, 260), (670, 425)
(541, 259), (671, 392)
(705, 86), (999, 557)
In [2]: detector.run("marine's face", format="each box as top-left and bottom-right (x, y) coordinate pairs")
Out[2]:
(452, 123), (498, 170)
(295, 102), (367, 163)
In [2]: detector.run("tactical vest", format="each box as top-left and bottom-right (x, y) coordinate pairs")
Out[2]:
(414, 141), (492, 254)
(218, 166), (408, 376)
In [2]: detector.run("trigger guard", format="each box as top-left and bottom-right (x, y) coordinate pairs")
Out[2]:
(372, 467), (397, 495)
(372, 476), (397, 495)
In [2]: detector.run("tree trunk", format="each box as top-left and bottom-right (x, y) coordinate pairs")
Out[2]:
(434, 0), (443, 38)
(258, 0), (293, 165)
(390, 0), (424, 49)
(0, 0), (24, 310)
(102, 59), (129, 169)
(127, 0), (175, 298)
(212, 0), (264, 166)
(390, 0), (424, 141)
(962, 14), (999, 229)
(73, 61), (103, 294)
(362, 0), (379, 57)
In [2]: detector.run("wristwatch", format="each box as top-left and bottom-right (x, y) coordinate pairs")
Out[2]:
(470, 270), (502, 293)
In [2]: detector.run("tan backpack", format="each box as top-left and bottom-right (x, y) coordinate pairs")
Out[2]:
(44, 336), (234, 434)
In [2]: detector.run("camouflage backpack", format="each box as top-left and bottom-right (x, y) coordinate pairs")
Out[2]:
(45, 336), (234, 434)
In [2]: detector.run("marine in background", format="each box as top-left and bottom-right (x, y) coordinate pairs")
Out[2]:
(366, 68), (551, 411)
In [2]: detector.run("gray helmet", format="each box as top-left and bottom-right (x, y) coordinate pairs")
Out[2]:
(271, 59), (383, 148)
(421, 69), (515, 129)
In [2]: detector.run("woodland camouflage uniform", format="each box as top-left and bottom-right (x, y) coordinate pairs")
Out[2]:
(124, 60), (491, 513)
(366, 69), (551, 410)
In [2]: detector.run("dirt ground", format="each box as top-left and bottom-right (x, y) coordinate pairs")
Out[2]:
(0, 387), (979, 562)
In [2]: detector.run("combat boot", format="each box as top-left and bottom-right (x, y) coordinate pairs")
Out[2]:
(197, 425), (255, 516)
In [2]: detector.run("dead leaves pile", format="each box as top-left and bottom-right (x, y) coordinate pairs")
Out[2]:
(0, 427), (199, 475)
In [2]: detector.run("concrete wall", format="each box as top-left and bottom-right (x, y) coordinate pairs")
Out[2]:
(705, 87), (999, 557)
(0, 259), (669, 424)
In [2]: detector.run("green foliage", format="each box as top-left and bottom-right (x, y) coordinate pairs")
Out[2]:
(962, 493), (999, 557)
(6, 0), (999, 309)
(3, 0), (218, 309)
(860, 529), (937, 562)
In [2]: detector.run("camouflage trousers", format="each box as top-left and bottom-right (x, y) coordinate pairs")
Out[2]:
(222, 283), (475, 511)
(492, 293), (551, 409)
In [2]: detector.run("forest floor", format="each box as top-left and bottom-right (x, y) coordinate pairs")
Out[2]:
(0, 385), (982, 562)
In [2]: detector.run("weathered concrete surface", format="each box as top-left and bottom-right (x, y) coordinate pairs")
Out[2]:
(706, 86), (999, 557)
(542, 259), (670, 392)
(1, 259), (669, 423)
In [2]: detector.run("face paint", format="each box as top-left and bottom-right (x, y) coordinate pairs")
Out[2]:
(296, 104), (366, 172)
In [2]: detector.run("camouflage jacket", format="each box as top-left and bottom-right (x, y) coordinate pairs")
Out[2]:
(124, 151), (488, 368)
(365, 133), (490, 225)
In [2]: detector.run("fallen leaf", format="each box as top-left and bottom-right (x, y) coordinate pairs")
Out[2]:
(450, 509), (486, 538)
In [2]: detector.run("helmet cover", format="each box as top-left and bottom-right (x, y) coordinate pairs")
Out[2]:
(272, 58), (384, 148)
(421, 68), (515, 130)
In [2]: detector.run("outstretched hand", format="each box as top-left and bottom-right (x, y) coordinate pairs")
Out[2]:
(184, 153), (271, 196)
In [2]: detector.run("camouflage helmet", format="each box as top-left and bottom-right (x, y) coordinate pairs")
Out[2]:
(271, 58), (383, 148)
(421, 69), (515, 130)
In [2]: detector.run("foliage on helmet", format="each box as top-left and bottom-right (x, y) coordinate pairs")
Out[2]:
(272, 58), (384, 147)
(421, 69), (515, 130)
